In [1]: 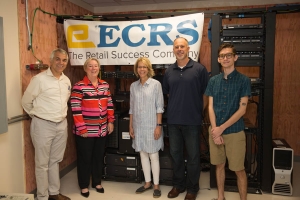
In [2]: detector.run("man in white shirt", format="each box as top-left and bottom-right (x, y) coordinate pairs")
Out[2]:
(22, 48), (71, 200)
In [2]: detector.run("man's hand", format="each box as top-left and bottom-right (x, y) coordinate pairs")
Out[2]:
(213, 135), (224, 145)
(211, 126), (225, 139)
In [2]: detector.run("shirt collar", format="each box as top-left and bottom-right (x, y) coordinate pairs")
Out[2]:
(223, 68), (237, 80)
(46, 67), (65, 79)
(139, 77), (151, 86)
(83, 76), (101, 86)
(173, 57), (193, 69)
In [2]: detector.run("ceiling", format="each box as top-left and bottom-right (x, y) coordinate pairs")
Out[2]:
(67, 0), (299, 14)
(78, 0), (209, 7)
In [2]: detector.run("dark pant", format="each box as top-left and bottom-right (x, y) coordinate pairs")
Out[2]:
(75, 135), (107, 189)
(168, 124), (201, 194)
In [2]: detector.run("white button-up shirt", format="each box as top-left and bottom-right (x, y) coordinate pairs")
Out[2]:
(22, 68), (71, 122)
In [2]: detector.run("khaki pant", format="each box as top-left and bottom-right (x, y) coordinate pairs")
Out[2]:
(209, 127), (246, 171)
(30, 117), (68, 200)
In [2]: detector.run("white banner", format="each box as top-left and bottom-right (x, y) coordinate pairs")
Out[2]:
(64, 13), (204, 65)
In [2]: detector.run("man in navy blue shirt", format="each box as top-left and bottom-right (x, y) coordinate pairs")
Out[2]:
(163, 37), (208, 200)
(205, 43), (251, 200)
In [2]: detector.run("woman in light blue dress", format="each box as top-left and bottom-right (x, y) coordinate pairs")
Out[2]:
(129, 57), (164, 198)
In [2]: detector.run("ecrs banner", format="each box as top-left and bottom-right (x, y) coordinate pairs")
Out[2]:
(64, 13), (204, 66)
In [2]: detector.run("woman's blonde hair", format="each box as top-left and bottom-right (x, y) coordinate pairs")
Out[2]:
(133, 57), (155, 78)
(83, 58), (100, 71)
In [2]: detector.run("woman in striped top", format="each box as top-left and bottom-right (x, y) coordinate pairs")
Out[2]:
(70, 58), (115, 198)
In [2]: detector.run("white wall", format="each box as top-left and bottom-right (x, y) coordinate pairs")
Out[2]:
(0, 0), (25, 193)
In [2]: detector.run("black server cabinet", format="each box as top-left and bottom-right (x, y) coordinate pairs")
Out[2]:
(103, 153), (142, 183)
(118, 117), (138, 155)
(106, 114), (119, 149)
(106, 110), (130, 150)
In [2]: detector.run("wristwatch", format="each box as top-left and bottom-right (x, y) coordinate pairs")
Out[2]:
(156, 124), (163, 126)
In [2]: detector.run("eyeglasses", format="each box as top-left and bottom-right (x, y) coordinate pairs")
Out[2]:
(137, 66), (147, 69)
(218, 53), (235, 59)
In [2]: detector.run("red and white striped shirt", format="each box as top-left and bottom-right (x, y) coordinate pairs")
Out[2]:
(71, 76), (115, 137)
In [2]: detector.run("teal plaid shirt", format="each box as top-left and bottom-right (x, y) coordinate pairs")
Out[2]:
(205, 69), (251, 134)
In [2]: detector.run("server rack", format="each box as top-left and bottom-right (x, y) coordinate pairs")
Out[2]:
(103, 153), (142, 183)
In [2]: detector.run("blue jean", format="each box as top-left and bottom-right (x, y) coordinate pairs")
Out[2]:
(168, 124), (201, 194)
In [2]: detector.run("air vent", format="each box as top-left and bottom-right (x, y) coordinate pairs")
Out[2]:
(272, 183), (292, 196)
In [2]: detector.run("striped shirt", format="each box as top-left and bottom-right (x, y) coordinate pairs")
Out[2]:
(129, 78), (164, 153)
(205, 69), (251, 134)
(71, 76), (115, 137)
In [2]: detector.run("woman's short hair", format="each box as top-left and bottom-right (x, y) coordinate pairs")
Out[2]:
(83, 58), (100, 70)
(133, 57), (155, 78)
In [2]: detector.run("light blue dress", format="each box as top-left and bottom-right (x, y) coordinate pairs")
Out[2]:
(129, 78), (164, 153)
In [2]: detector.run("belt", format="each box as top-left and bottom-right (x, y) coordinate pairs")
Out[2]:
(34, 115), (64, 124)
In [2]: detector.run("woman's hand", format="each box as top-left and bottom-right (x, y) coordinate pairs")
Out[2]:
(129, 127), (135, 139)
(108, 123), (114, 134)
(81, 132), (88, 138)
(154, 126), (162, 140)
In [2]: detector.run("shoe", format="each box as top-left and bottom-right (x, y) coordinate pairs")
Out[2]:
(184, 193), (197, 200)
(212, 198), (226, 200)
(92, 185), (104, 193)
(153, 189), (161, 198)
(80, 191), (89, 198)
(167, 187), (185, 198)
(95, 187), (104, 193)
(48, 194), (70, 200)
(135, 185), (153, 194)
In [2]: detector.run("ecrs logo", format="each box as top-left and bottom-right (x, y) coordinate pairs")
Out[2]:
(64, 13), (204, 65)
(66, 20), (200, 48)
(67, 25), (96, 48)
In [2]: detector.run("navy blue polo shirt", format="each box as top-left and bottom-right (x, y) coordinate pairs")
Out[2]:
(205, 69), (251, 134)
(163, 58), (209, 125)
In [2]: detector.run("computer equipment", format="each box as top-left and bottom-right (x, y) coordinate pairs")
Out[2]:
(272, 139), (293, 196)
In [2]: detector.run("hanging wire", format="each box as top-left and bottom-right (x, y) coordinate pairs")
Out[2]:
(25, 0), (31, 50)
(30, 7), (59, 63)
(28, 7), (72, 63)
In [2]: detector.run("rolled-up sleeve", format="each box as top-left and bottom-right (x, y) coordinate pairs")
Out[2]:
(155, 82), (164, 113)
